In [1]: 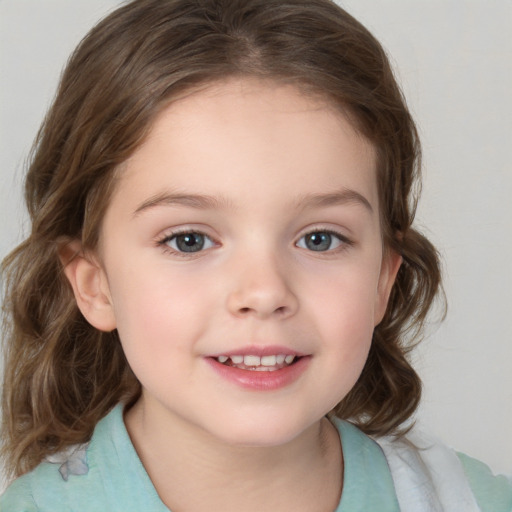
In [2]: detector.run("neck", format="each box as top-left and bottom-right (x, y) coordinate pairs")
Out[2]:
(124, 398), (343, 512)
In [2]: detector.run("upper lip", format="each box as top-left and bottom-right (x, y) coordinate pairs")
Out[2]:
(208, 345), (307, 358)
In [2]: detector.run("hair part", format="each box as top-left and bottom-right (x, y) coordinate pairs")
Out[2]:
(2, 0), (443, 479)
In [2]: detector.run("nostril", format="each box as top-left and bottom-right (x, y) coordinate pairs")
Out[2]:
(228, 287), (299, 319)
(238, 305), (288, 316)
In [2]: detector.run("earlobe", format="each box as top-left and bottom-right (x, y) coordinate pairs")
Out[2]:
(374, 249), (402, 326)
(59, 240), (117, 332)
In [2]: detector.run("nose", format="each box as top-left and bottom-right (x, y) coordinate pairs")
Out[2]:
(225, 252), (299, 320)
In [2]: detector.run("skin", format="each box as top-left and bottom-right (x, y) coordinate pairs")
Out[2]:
(64, 78), (401, 511)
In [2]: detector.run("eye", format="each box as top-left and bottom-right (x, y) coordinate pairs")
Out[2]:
(162, 231), (215, 253)
(296, 230), (348, 252)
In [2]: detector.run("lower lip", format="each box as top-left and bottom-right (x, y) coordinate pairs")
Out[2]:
(205, 356), (311, 391)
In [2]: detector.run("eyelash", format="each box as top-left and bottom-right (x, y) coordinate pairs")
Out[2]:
(156, 229), (217, 258)
(295, 228), (354, 254)
(156, 227), (353, 257)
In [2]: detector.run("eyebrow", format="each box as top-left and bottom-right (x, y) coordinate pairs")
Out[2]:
(133, 188), (373, 216)
(133, 192), (233, 216)
(295, 188), (374, 214)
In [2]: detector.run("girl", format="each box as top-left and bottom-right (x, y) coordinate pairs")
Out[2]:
(1, 0), (510, 510)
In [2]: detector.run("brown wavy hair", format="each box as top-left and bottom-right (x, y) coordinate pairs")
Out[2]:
(1, 0), (443, 479)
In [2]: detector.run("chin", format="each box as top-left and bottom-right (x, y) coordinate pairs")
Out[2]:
(207, 413), (320, 449)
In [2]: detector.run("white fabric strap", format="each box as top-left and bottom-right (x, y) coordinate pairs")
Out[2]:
(376, 431), (481, 512)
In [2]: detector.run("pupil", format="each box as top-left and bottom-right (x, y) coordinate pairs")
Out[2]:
(306, 232), (331, 251)
(176, 233), (204, 252)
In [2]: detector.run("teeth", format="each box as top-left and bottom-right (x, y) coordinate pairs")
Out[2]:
(261, 355), (277, 366)
(215, 354), (297, 367)
(244, 355), (261, 366)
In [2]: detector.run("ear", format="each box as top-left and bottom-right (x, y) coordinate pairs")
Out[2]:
(59, 240), (117, 332)
(374, 249), (402, 326)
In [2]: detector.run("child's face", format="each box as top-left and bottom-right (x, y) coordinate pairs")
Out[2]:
(85, 78), (400, 446)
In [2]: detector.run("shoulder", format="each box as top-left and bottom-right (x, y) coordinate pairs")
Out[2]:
(376, 428), (512, 512)
(0, 455), (84, 511)
(0, 473), (39, 511)
(0, 405), (123, 512)
(0, 404), (167, 512)
(331, 418), (401, 510)
(0, 444), (99, 512)
(457, 452), (512, 512)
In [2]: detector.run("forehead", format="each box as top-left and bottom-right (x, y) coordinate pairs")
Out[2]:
(110, 78), (378, 217)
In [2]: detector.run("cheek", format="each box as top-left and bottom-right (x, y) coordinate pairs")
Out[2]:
(301, 261), (379, 376)
(106, 262), (213, 361)
(303, 260), (380, 332)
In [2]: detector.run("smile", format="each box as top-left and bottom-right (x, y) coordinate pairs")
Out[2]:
(206, 349), (310, 391)
(215, 354), (297, 371)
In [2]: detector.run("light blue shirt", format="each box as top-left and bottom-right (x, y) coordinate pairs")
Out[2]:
(1, 404), (510, 511)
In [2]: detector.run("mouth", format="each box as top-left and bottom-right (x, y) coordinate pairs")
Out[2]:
(213, 354), (299, 372)
(206, 349), (309, 390)
(205, 344), (310, 390)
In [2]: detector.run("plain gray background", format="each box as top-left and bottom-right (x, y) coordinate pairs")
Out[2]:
(1, 0), (511, 487)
